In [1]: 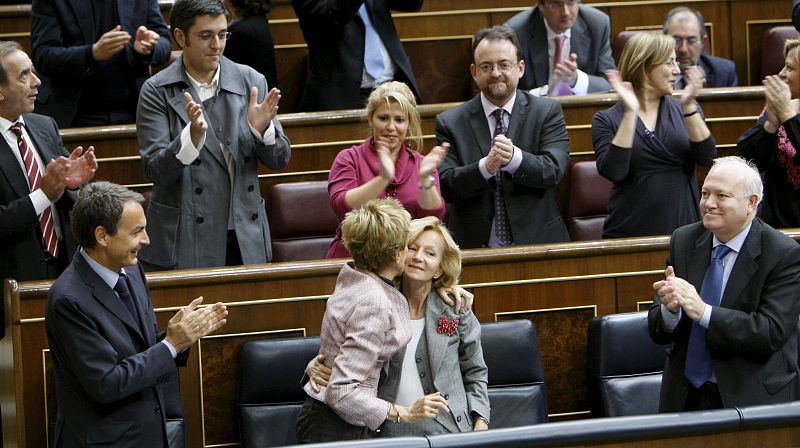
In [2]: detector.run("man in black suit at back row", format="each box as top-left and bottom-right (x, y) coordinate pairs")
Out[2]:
(0, 41), (97, 337)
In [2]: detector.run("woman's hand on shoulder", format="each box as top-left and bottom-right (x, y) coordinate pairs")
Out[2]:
(437, 285), (474, 313)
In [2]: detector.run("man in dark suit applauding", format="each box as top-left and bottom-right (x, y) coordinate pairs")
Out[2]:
(504, 0), (614, 95)
(649, 156), (800, 411)
(435, 26), (571, 249)
(0, 41), (97, 338)
(45, 181), (228, 447)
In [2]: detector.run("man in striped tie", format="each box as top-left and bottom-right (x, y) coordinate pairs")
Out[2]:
(650, 156), (800, 411)
(0, 41), (97, 292)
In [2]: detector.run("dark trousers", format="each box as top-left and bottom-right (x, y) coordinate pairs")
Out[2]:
(296, 397), (370, 444)
(225, 230), (243, 266)
(684, 381), (723, 411)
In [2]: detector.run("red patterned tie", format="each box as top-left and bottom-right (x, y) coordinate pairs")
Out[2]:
(550, 35), (572, 96)
(10, 122), (58, 258)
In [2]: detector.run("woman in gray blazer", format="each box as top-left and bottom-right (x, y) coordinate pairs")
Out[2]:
(308, 216), (490, 435)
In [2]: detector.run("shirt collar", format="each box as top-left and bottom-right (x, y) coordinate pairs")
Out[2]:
(0, 114), (24, 133)
(543, 18), (572, 41)
(80, 248), (127, 289)
(712, 221), (752, 254)
(185, 65), (221, 93)
(479, 90), (517, 120)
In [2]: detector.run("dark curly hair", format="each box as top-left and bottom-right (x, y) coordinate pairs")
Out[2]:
(228, 0), (274, 16)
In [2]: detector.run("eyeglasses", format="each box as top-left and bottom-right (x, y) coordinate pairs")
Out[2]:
(673, 36), (700, 47)
(194, 31), (232, 41)
(663, 59), (679, 68)
(476, 62), (516, 74)
(541, 0), (579, 10)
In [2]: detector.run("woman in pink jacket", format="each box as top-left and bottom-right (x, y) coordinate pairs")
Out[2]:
(326, 81), (448, 258)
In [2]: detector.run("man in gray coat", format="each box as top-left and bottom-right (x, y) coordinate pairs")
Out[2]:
(136, 0), (291, 270)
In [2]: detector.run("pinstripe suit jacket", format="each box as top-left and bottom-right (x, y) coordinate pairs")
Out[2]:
(303, 262), (411, 430)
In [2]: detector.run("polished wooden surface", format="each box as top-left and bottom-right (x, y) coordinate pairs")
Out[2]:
(4, 230), (800, 447)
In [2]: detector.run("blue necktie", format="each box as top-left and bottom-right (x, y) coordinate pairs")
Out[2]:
(358, 4), (385, 79)
(114, 272), (140, 326)
(684, 244), (732, 388)
(492, 109), (512, 246)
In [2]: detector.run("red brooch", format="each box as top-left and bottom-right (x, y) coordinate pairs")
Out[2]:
(436, 315), (459, 336)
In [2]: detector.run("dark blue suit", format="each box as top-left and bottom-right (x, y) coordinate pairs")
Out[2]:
(649, 219), (800, 411)
(30, 0), (170, 127)
(291, 0), (422, 112)
(45, 254), (183, 447)
(697, 54), (738, 88)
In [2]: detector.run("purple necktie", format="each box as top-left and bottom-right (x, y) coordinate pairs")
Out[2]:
(492, 108), (512, 246)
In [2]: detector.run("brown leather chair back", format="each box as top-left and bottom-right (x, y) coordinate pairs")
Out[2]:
(761, 26), (800, 79)
(269, 181), (337, 262)
(567, 161), (613, 241)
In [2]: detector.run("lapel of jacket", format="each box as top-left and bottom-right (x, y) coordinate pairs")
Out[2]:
(530, 9), (550, 88)
(75, 254), (147, 343)
(570, 13), (591, 71)
(507, 91), (529, 144)
(425, 291), (451, 377)
(116, 0), (133, 31)
(467, 97), (492, 158)
(165, 59), (229, 172)
(0, 131), (30, 199)
(720, 220), (761, 309)
(216, 57), (248, 166)
(67, 0), (96, 44)
(687, 229), (713, 292)
(127, 264), (156, 346)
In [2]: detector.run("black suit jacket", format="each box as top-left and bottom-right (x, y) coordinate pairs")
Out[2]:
(30, 0), (170, 127)
(224, 15), (279, 91)
(291, 0), (422, 111)
(504, 5), (614, 93)
(697, 54), (738, 88)
(435, 91), (571, 249)
(648, 219), (800, 411)
(0, 114), (76, 340)
(45, 254), (184, 447)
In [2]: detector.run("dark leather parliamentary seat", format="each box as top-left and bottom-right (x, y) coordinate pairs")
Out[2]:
(237, 336), (320, 448)
(567, 161), (612, 241)
(761, 26), (800, 79)
(587, 311), (670, 417)
(480, 319), (548, 428)
(269, 181), (338, 262)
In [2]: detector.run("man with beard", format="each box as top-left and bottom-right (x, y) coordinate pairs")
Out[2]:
(663, 7), (738, 89)
(435, 26), (571, 249)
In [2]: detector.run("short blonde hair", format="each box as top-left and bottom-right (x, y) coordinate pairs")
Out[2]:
(785, 38), (800, 68)
(365, 81), (423, 152)
(618, 32), (675, 91)
(342, 198), (411, 273)
(407, 217), (462, 288)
